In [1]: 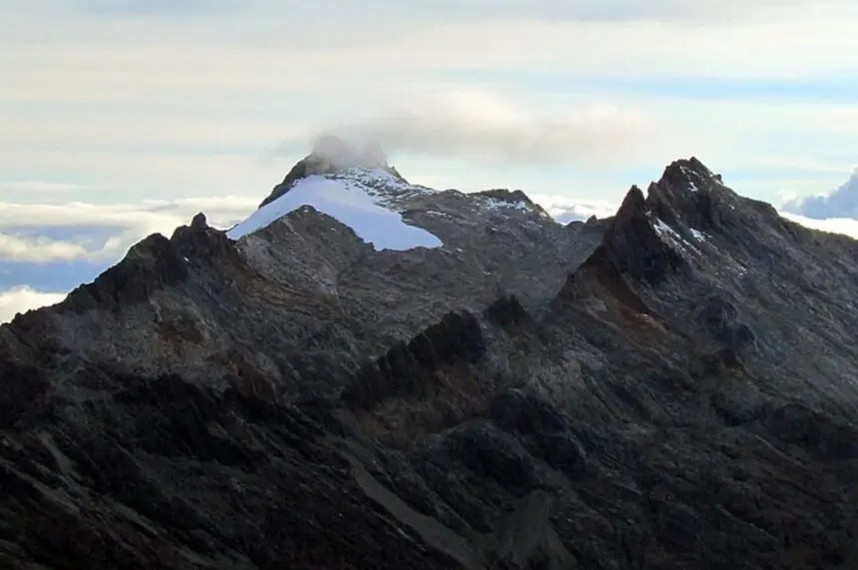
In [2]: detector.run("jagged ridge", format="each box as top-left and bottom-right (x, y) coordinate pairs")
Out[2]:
(4, 154), (858, 569)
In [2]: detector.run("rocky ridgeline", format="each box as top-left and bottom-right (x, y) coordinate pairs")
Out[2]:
(3, 149), (858, 569)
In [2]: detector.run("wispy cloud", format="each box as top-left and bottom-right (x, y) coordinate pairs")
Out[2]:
(326, 91), (652, 166)
(82, 0), (235, 17)
(405, 0), (823, 23)
(0, 181), (102, 194)
(60, 1), (858, 27)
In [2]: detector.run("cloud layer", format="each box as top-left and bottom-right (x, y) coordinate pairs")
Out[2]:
(779, 211), (858, 240)
(0, 195), (261, 301)
(0, 286), (66, 324)
(782, 168), (858, 219)
(0, 233), (89, 263)
(4, 0), (858, 210)
(0, 196), (257, 264)
(529, 193), (619, 223)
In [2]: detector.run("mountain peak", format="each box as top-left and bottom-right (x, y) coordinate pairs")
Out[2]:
(610, 189), (685, 283)
(569, 158), (735, 289)
(615, 185), (647, 222)
(260, 136), (403, 208)
(644, 156), (743, 233)
(657, 156), (720, 196)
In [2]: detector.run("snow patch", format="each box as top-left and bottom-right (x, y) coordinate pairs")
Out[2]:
(680, 166), (701, 192)
(689, 228), (707, 242)
(227, 174), (442, 251)
(334, 168), (433, 206)
(652, 218), (680, 240)
(337, 168), (414, 193)
(484, 198), (532, 213)
(652, 218), (700, 256)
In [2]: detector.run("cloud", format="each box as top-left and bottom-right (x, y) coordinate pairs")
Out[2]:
(4, 0), (858, 212)
(330, 91), (652, 166)
(0, 286), (66, 324)
(0, 181), (101, 194)
(782, 168), (858, 218)
(48, 1), (858, 27)
(2, 0), (858, 236)
(0, 195), (258, 264)
(0, 234), (89, 262)
(779, 211), (858, 240)
(413, 0), (818, 23)
(83, 0), (235, 17)
(530, 193), (618, 223)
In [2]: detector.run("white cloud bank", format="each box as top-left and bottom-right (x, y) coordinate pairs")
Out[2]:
(782, 167), (858, 219)
(0, 181), (99, 194)
(530, 193), (619, 223)
(778, 167), (858, 240)
(333, 92), (652, 166)
(779, 212), (858, 240)
(0, 233), (89, 262)
(0, 286), (66, 324)
(0, 195), (258, 264)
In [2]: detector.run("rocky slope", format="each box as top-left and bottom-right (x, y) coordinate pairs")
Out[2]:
(2, 146), (858, 569)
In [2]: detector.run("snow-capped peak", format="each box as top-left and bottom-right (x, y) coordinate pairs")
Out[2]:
(259, 136), (407, 208)
(227, 171), (443, 251)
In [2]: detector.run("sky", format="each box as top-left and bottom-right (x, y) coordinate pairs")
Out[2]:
(2, 0), (858, 321)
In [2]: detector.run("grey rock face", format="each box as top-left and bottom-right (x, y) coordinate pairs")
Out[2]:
(3, 155), (858, 569)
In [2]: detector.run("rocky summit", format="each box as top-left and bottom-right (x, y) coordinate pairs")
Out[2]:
(3, 145), (858, 569)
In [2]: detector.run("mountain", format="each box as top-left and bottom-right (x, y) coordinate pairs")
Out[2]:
(3, 145), (858, 569)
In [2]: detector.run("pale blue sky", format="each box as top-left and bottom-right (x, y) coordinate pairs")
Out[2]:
(2, 0), (858, 319)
